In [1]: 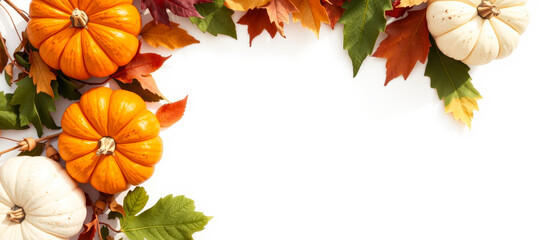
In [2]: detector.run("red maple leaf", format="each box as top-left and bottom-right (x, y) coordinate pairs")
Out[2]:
(156, 96), (188, 128)
(385, 0), (411, 18)
(141, 0), (212, 26)
(111, 43), (170, 98)
(321, 0), (346, 29)
(373, 9), (431, 85)
(237, 9), (278, 47)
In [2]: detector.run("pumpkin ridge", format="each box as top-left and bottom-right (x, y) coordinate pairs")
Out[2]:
(20, 222), (66, 239)
(83, 1), (130, 16)
(86, 23), (139, 66)
(43, 28), (77, 70)
(82, 29), (119, 75)
(61, 103), (103, 141)
(115, 140), (162, 167)
(431, 13), (478, 38)
(88, 4), (141, 36)
(113, 152), (152, 184)
(493, 15), (520, 33)
(23, 184), (80, 217)
(489, 19), (505, 59)
(462, 19), (485, 62)
(27, 19), (71, 49)
(30, 0), (71, 17)
(58, 133), (98, 161)
(35, 0), (75, 14)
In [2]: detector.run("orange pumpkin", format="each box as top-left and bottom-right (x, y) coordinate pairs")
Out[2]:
(27, 0), (141, 80)
(58, 87), (163, 194)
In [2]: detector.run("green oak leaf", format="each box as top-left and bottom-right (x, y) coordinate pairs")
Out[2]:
(425, 36), (482, 128)
(190, 0), (237, 39)
(10, 77), (60, 137)
(339, 0), (392, 77)
(115, 80), (163, 102)
(0, 92), (28, 130)
(119, 187), (211, 240)
(57, 73), (83, 100)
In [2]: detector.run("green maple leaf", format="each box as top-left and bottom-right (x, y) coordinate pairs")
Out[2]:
(425, 36), (482, 128)
(10, 77), (60, 136)
(0, 92), (28, 130)
(116, 187), (211, 240)
(339, 0), (392, 77)
(190, 0), (237, 39)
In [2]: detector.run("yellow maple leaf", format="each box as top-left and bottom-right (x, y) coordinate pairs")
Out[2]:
(445, 96), (482, 129)
(29, 50), (55, 97)
(398, 0), (428, 7)
(140, 22), (199, 50)
(225, 0), (272, 11)
(291, 0), (329, 38)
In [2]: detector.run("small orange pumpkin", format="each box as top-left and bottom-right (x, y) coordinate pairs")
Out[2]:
(27, 0), (141, 80)
(58, 87), (163, 194)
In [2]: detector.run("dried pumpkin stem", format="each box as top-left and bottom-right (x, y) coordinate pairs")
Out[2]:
(70, 8), (89, 28)
(7, 205), (25, 223)
(97, 137), (116, 156)
(477, 0), (500, 19)
(1, 0), (29, 22)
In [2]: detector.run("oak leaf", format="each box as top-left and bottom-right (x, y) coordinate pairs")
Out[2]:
(290, 0), (330, 37)
(262, 0), (299, 36)
(141, 0), (212, 26)
(425, 36), (481, 128)
(156, 96), (188, 128)
(111, 43), (169, 99)
(373, 9), (430, 85)
(141, 21), (199, 50)
(29, 50), (56, 97)
(238, 9), (278, 46)
(386, 0), (410, 18)
(398, 0), (427, 7)
(225, 0), (271, 11)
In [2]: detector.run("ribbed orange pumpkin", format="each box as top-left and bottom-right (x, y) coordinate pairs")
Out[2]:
(58, 87), (163, 194)
(27, 0), (141, 80)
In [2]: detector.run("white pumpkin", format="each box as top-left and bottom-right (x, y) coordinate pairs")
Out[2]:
(0, 156), (87, 239)
(427, 0), (529, 65)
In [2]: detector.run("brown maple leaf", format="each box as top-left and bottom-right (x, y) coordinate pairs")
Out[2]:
(29, 50), (56, 97)
(238, 9), (278, 46)
(261, 0), (299, 37)
(373, 9), (431, 85)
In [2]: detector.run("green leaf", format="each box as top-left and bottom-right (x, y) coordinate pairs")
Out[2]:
(18, 142), (44, 156)
(339, 0), (392, 77)
(14, 52), (30, 69)
(115, 80), (163, 102)
(190, 0), (237, 39)
(123, 187), (150, 217)
(57, 73), (83, 100)
(101, 225), (109, 240)
(0, 92), (28, 130)
(108, 211), (124, 220)
(425, 36), (482, 128)
(10, 77), (59, 137)
(120, 193), (211, 240)
(5, 69), (12, 87)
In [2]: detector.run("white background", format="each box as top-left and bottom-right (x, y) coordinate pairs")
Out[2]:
(1, 0), (548, 239)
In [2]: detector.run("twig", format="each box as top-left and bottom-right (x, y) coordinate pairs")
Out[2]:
(0, 136), (19, 142)
(0, 3), (22, 42)
(2, 0), (29, 22)
(0, 132), (62, 156)
(0, 25), (30, 75)
(99, 222), (122, 233)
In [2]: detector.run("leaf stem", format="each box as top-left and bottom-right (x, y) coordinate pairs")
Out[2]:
(0, 12), (29, 75)
(99, 222), (122, 233)
(0, 132), (62, 157)
(2, 0), (29, 22)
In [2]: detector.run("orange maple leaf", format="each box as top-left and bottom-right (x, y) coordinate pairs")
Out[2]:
(262, 0), (299, 36)
(238, 8), (278, 46)
(225, 0), (271, 11)
(290, 0), (329, 37)
(140, 21), (199, 50)
(29, 50), (56, 97)
(156, 96), (188, 128)
(373, 9), (431, 85)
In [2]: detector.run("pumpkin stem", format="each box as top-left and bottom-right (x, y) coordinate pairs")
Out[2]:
(477, 0), (500, 19)
(97, 137), (116, 156)
(70, 8), (89, 29)
(7, 205), (25, 223)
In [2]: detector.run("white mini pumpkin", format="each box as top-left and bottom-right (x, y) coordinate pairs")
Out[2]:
(0, 156), (87, 239)
(427, 0), (529, 65)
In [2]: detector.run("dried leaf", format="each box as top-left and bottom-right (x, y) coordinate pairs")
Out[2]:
(29, 50), (56, 97)
(398, 0), (427, 7)
(78, 213), (99, 240)
(115, 79), (164, 102)
(0, 34), (7, 73)
(225, 0), (271, 11)
(107, 196), (126, 217)
(291, 0), (330, 37)
(373, 9), (430, 85)
(238, 9), (278, 46)
(261, 0), (299, 36)
(386, 0), (410, 18)
(156, 96), (188, 128)
(141, 21), (199, 50)
(322, 0), (346, 29)
(4, 63), (13, 86)
(141, 0), (212, 26)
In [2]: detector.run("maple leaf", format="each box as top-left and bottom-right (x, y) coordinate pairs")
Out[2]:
(141, 21), (199, 50)
(141, 0), (212, 26)
(29, 50), (56, 97)
(322, 0), (345, 29)
(373, 9), (430, 85)
(339, 0), (392, 77)
(111, 43), (170, 99)
(156, 96), (188, 128)
(225, 0), (271, 11)
(425, 36), (482, 128)
(290, 0), (330, 37)
(386, 0), (410, 18)
(190, 0), (237, 39)
(398, 0), (427, 7)
(261, 0), (299, 36)
(238, 9), (278, 46)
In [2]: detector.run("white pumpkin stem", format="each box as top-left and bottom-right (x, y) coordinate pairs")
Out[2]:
(477, 0), (501, 19)
(7, 206), (25, 223)
(97, 137), (116, 156)
(70, 8), (89, 29)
